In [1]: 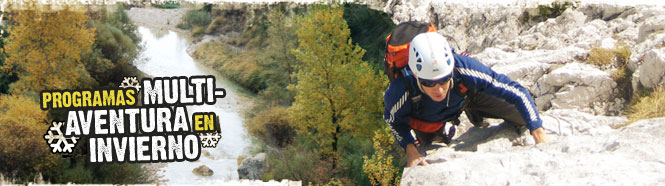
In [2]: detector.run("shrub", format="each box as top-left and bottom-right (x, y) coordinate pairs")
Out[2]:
(191, 41), (270, 94)
(245, 106), (295, 147)
(627, 86), (665, 123)
(42, 155), (155, 184)
(0, 95), (57, 183)
(363, 127), (401, 186)
(192, 26), (206, 37)
(206, 16), (226, 34)
(55, 161), (95, 183)
(615, 42), (631, 64)
(177, 9), (211, 30)
(337, 135), (373, 186)
(521, 1), (578, 24)
(263, 140), (334, 183)
(587, 47), (616, 66)
(586, 42), (633, 102)
(152, 1), (180, 9)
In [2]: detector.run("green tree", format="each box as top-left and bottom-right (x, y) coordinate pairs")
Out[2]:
(1, 6), (95, 93)
(258, 9), (299, 105)
(343, 3), (395, 68)
(83, 5), (142, 86)
(288, 6), (386, 169)
(0, 24), (16, 94)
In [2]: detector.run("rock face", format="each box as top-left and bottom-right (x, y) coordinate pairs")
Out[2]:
(192, 165), (214, 177)
(381, 2), (665, 186)
(401, 112), (665, 186)
(382, 2), (665, 116)
(535, 62), (619, 114)
(637, 48), (665, 88)
(238, 153), (267, 180)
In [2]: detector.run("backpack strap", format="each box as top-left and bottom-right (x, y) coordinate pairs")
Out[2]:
(449, 69), (477, 126)
(401, 68), (425, 116)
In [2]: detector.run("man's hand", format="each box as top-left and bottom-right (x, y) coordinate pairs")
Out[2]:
(406, 143), (429, 167)
(531, 127), (550, 144)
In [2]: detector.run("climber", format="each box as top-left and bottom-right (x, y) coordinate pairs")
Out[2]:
(383, 32), (549, 167)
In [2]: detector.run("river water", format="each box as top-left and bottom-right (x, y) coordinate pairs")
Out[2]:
(133, 26), (251, 184)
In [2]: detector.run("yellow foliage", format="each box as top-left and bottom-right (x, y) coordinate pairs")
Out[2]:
(586, 47), (616, 66)
(615, 42), (631, 64)
(288, 6), (387, 156)
(363, 127), (401, 186)
(2, 6), (95, 93)
(192, 26), (206, 37)
(0, 94), (57, 177)
(315, 178), (344, 186)
(627, 86), (665, 123)
(586, 42), (632, 67)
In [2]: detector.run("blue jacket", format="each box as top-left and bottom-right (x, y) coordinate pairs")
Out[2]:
(383, 53), (543, 148)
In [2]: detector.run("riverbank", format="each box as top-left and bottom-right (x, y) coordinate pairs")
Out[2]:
(127, 7), (264, 185)
(127, 7), (255, 108)
(126, 7), (188, 33)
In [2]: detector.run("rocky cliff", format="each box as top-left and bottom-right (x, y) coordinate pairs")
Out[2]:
(379, 1), (665, 185)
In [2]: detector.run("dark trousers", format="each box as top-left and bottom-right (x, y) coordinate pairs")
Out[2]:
(414, 92), (527, 146)
(464, 91), (528, 128)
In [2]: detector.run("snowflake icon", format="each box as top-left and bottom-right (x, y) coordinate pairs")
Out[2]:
(199, 132), (222, 148)
(119, 76), (142, 92)
(43, 121), (79, 154)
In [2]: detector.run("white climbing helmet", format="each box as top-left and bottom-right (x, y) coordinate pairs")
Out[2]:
(408, 32), (455, 80)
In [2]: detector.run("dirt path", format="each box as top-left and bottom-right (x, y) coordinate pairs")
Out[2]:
(126, 7), (188, 33)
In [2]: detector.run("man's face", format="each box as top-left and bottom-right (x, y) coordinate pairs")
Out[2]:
(420, 79), (452, 102)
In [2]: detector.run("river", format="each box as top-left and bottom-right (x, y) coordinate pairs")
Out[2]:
(133, 26), (251, 184)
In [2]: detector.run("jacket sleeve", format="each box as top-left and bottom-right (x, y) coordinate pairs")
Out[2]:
(383, 78), (415, 149)
(454, 54), (543, 131)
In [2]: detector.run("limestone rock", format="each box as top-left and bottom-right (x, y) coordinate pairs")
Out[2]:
(579, 4), (634, 21)
(627, 7), (665, 71)
(192, 165), (214, 177)
(628, 33), (665, 71)
(598, 37), (617, 49)
(386, 0), (525, 53)
(238, 153), (267, 180)
(637, 48), (665, 88)
(401, 113), (665, 186)
(473, 46), (587, 89)
(536, 63), (617, 114)
(616, 26), (639, 45)
(540, 109), (627, 136)
(637, 15), (665, 43)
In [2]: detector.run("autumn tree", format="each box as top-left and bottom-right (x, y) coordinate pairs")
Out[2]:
(0, 94), (57, 182)
(1, 5), (95, 93)
(288, 6), (386, 168)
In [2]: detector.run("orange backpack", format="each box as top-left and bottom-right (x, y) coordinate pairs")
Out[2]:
(384, 21), (437, 81)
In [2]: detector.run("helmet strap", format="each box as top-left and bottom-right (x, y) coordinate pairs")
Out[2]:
(415, 76), (425, 93)
(446, 78), (453, 107)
